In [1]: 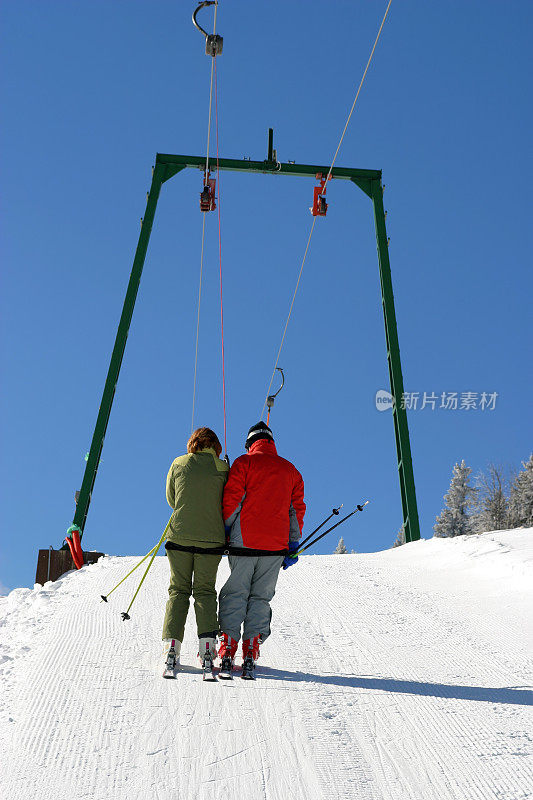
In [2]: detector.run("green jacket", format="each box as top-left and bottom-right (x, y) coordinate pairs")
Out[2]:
(166, 447), (229, 546)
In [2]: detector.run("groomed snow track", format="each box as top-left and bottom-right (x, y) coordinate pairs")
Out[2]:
(1, 531), (532, 800)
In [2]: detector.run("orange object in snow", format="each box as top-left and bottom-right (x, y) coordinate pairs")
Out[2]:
(71, 528), (84, 567)
(65, 536), (83, 570)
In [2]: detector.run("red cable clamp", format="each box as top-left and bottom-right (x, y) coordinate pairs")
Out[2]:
(65, 537), (83, 570)
(200, 172), (217, 212)
(311, 173), (331, 217)
(65, 524), (84, 570)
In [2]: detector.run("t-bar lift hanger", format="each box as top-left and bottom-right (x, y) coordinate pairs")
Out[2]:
(192, 1), (223, 56)
(266, 367), (285, 426)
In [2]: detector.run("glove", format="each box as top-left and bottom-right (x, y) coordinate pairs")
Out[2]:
(282, 540), (299, 571)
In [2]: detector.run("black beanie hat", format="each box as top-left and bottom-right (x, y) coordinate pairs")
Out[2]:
(245, 421), (274, 450)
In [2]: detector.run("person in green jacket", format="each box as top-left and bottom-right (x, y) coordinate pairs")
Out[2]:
(162, 427), (229, 671)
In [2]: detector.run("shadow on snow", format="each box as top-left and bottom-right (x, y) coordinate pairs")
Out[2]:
(257, 667), (533, 706)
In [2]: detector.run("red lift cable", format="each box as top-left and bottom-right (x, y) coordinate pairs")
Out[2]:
(204, 1), (218, 177)
(260, 0), (393, 419)
(214, 54), (228, 456)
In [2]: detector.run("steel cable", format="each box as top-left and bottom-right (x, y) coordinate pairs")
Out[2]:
(260, 0), (393, 418)
(191, 1), (219, 433)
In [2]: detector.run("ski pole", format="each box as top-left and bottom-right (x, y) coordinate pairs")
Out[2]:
(295, 501), (369, 555)
(298, 504), (343, 550)
(121, 518), (172, 621)
(100, 541), (161, 603)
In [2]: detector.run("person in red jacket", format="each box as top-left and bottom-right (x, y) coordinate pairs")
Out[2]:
(218, 422), (305, 675)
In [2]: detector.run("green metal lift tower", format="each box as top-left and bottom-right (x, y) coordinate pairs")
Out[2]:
(70, 132), (421, 546)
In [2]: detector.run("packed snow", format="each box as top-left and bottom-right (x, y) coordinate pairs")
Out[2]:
(1, 529), (532, 800)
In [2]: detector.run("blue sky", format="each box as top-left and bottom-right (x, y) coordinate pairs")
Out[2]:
(1, 1), (531, 592)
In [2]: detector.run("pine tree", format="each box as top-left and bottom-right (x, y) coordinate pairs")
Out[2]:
(392, 526), (406, 548)
(508, 454), (533, 528)
(472, 464), (508, 533)
(334, 537), (348, 554)
(434, 460), (476, 537)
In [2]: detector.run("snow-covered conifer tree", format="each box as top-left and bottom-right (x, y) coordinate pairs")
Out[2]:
(508, 454), (533, 528)
(334, 537), (348, 554)
(434, 460), (476, 537)
(472, 464), (508, 533)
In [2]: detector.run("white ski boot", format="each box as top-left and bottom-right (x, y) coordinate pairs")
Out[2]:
(162, 639), (181, 678)
(199, 636), (217, 681)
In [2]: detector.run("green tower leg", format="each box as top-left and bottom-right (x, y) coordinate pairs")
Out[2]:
(72, 163), (181, 538)
(370, 179), (421, 542)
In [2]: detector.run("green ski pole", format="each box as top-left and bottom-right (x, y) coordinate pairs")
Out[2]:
(100, 541), (160, 603)
(121, 518), (171, 621)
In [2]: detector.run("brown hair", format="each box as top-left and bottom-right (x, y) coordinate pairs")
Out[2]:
(187, 427), (222, 457)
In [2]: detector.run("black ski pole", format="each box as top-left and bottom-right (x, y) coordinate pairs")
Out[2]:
(296, 501), (369, 555)
(298, 504), (343, 550)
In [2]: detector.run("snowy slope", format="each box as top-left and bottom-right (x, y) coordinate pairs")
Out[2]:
(1, 530), (532, 800)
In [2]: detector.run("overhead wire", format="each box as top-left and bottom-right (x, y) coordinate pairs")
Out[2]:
(324, 0), (392, 185)
(260, 218), (316, 418)
(191, 215), (207, 434)
(214, 53), (227, 455)
(204, 1), (218, 176)
(191, 1), (219, 434)
(260, 0), (393, 419)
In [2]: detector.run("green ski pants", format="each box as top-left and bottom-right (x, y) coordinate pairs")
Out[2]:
(162, 549), (221, 642)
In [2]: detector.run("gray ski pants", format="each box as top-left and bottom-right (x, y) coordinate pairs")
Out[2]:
(218, 555), (284, 643)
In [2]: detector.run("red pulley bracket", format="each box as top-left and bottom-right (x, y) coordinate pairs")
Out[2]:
(311, 173), (331, 217)
(200, 172), (217, 212)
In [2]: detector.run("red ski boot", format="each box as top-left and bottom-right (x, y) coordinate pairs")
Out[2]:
(241, 635), (261, 680)
(218, 632), (238, 680)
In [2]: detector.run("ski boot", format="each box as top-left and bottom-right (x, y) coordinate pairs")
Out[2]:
(162, 639), (181, 679)
(199, 635), (217, 681)
(241, 635), (261, 680)
(218, 632), (238, 680)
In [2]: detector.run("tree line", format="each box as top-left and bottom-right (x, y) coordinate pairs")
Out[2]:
(433, 454), (533, 538)
(333, 454), (532, 552)
(392, 454), (532, 547)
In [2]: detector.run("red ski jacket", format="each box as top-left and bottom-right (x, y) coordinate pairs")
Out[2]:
(223, 439), (306, 551)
